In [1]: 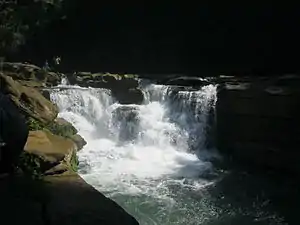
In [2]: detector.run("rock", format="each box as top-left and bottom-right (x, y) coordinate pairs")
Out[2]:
(0, 74), (58, 124)
(24, 130), (77, 172)
(67, 72), (143, 104)
(0, 93), (29, 173)
(2, 62), (61, 86)
(70, 134), (87, 151)
(216, 76), (300, 173)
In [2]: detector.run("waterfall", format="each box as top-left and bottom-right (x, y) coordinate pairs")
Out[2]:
(50, 81), (219, 224)
(50, 82), (217, 193)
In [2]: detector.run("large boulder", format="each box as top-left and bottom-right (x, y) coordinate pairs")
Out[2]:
(24, 130), (78, 174)
(216, 75), (300, 172)
(0, 93), (29, 173)
(0, 74), (58, 124)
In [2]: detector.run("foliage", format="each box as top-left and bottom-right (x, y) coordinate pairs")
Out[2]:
(17, 151), (43, 180)
(26, 117), (76, 138)
(70, 151), (78, 172)
(0, 0), (63, 56)
(26, 117), (44, 131)
(47, 121), (77, 138)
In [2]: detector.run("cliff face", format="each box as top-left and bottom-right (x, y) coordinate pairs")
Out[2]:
(216, 76), (300, 173)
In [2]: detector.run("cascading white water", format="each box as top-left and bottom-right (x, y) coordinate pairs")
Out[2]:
(50, 82), (220, 224)
(49, 79), (288, 225)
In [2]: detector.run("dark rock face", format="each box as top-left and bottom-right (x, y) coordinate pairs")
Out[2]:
(216, 76), (300, 172)
(0, 92), (29, 173)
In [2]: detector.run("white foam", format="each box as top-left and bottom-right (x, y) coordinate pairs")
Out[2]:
(50, 83), (217, 198)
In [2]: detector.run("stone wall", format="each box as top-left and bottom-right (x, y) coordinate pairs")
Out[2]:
(216, 75), (300, 172)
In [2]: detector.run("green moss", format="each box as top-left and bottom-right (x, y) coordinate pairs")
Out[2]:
(70, 151), (79, 172)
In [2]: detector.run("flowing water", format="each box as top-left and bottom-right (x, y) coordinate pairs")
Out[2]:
(50, 79), (289, 225)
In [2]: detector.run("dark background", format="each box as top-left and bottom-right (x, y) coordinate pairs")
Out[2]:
(14, 2), (300, 76)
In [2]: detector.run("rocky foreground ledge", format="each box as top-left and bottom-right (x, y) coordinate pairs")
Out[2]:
(0, 62), (139, 225)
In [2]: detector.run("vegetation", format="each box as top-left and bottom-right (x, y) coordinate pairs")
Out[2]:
(0, 0), (63, 56)
(16, 151), (43, 179)
(26, 117), (44, 130)
(26, 116), (77, 138)
(47, 120), (77, 138)
(69, 151), (79, 172)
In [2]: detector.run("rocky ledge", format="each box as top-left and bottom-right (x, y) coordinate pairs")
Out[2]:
(0, 62), (139, 224)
